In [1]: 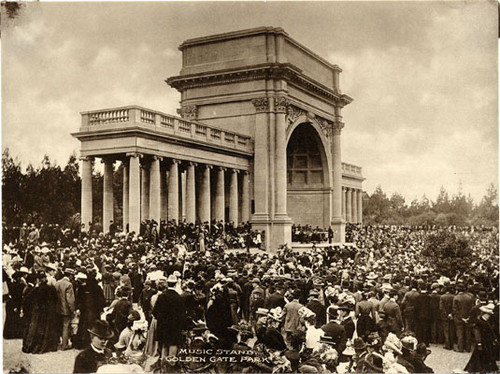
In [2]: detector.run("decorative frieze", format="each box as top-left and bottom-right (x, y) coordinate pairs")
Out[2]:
(286, 105), (306, 126)
(177, 105), (197, 120)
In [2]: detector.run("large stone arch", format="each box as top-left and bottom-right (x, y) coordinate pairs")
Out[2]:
(286, 117), (332, 228)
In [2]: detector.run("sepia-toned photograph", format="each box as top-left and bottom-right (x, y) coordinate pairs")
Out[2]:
(1, 1), (498, 373)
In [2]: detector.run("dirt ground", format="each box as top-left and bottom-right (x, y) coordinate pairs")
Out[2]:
(3, 338), (473, 374)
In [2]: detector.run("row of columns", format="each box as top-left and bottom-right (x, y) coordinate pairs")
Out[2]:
(342, 187), (363, 224)
(81, 155), (250, 234)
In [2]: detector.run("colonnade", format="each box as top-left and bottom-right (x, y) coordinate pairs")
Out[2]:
(342, 187), (363, 224)
(80, 154), (250, 234)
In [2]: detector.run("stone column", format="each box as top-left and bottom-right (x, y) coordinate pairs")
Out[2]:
(331, 122), (345, 240)
(342, 187), (346, 220)
(128, 153), (141, 235)
(160, 164), (168, 221)
(346, 188), (352, 223)
(251, 98), (270, 220)
(185, 162), (196, 223)
(229, 169), (239, 224)
(215, 166), (225, 222)
(241, 171), (250, 222)
(357, 189), (363, 224)
(122, 162), (129, 232)
(103, 158), (114, 233)
(168, 160), (179, 222)
(141, 161), (150, 221)
(149, 155), (162, 225)
(199, 164), (211, 224)
(274, 97), (289, 218)
(80, 157), (93, 231)
(352, 188), (358, 223)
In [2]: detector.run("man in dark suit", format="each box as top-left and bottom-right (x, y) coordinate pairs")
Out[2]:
(73, 320), (113, 373)
(321, 306), (347, 354)
(439, 285), (455, 350)
(306, 289), (326, 328)
(153, 275), (186, 360)
(265, 283), (286, 309)
(383, 289), (404, 336)
(55, 268), (76, 350)
(453, 283), (474, 352)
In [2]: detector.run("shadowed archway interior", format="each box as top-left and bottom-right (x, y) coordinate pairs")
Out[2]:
(287, 123), (330, 228)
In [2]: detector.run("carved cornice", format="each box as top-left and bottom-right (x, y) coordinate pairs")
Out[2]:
(274, 97), (289, 113)
(251, 97), (269, 113)
(167, 63), (352, 106)
(177, 105), (197, 120)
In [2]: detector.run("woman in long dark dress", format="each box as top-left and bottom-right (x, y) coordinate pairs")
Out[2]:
(3, 272), (26, 339)
(73, 272), (106, 349)
(464, 303), (499, 373)
(22, 271), (60, 354)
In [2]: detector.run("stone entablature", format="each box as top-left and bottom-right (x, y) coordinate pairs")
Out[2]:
(76, 105), (253, 156)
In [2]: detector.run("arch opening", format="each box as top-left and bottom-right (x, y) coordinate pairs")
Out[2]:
(287, 123), (330, 229)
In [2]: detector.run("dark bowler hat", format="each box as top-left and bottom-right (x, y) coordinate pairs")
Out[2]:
(88, 320), (114, 340)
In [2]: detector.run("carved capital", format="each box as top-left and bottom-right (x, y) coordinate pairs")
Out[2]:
(331, 121), (345, 135)
(217, 166), (227, 172)
(126, 152), (143, 159)
(80, 156), (95, 163)
(152, 155), (163, 162)
(274, 96), (289, 113)
(251, 97), (269, 113)
(177, 105), (197, 120)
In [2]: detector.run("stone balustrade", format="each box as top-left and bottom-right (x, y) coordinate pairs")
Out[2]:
(342, 162), (363, 178)
(81, 106), (253, 153)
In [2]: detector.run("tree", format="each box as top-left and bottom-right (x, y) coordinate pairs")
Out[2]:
(363, 185), (391, 224)
(2, 148), (24, 224)
(472, 183), (499, 227)
(422, 230), (473, 277)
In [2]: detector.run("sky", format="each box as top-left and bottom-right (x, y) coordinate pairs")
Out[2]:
(1, 1), (498, 204)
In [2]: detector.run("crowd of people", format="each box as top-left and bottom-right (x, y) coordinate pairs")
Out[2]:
(292, 225), (330, 244)
(2, 221), (499, 373)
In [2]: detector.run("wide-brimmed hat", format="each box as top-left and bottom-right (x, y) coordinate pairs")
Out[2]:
(366, 272), (378, 280)
(193, 322), (208, 332)
(352, 337), (367, 350)
(88, 320), (114, 340)
(167, 274), (178, 284)
(479, 303), (494, 315)
(256, 308), (269, 316)
(45, 263), (57, 272)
